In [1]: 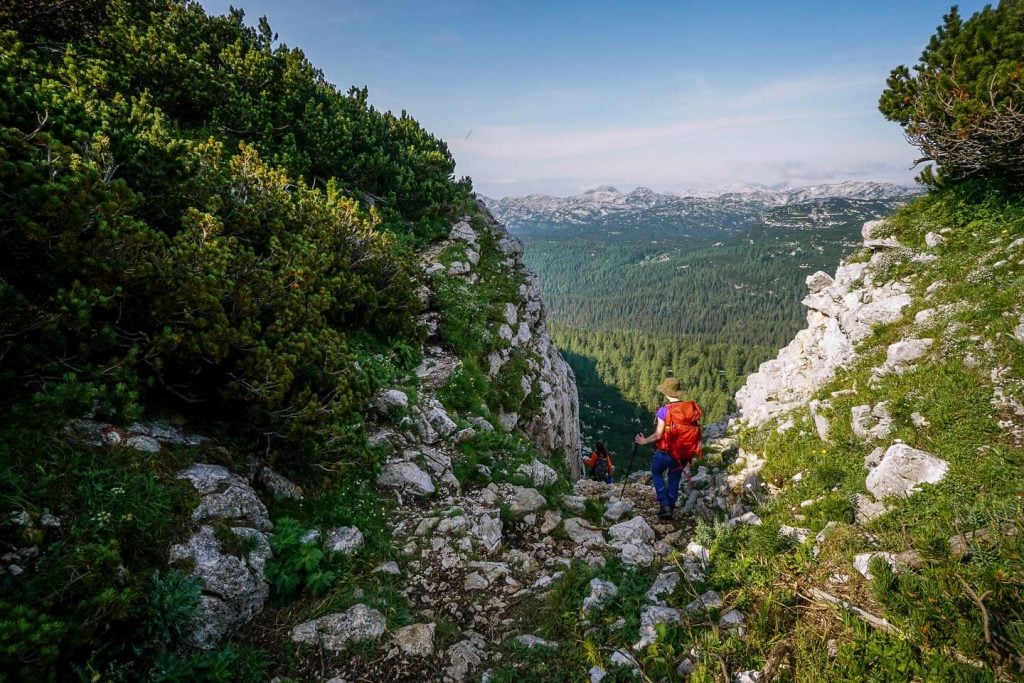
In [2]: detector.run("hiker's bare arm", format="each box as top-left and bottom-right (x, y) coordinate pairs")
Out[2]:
(634, 419), (665, 445)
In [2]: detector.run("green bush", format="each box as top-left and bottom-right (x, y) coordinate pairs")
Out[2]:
(136, 570), (203, 652)
(0, 0), (476, 462)
(0, 424), (199, 679)
(264, 517), (341, 599)
(150, 644), (268, 683)
(879, 2), (1024, 185)
(0, 602), (68, 680)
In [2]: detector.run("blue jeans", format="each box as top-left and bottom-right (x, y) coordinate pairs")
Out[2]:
(651, 450), (683, 508)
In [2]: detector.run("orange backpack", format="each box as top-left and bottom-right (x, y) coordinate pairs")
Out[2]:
(656, 400), (703, 465)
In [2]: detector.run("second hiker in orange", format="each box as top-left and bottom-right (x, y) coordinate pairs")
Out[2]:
(634, 377), (703, 520)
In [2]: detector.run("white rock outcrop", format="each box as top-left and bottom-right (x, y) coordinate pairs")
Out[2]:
(737, 220), (914, 426)
(447, 203), (582, 475)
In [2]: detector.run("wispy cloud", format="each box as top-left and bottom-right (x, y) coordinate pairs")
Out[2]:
(452, 68), (914, 196)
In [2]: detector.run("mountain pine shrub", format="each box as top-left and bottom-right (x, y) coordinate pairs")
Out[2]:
(879, 1), (1024, 185)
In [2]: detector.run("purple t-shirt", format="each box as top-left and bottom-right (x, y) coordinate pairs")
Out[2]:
(656, 404), (669, 421)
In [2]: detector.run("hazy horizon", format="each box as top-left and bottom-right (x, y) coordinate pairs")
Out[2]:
(479, 178), (922, 200)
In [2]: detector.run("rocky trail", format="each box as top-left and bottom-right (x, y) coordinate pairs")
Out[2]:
(320, 456), (713, 682)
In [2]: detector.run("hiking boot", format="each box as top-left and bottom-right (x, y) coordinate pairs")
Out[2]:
(658, 505), (672, 520)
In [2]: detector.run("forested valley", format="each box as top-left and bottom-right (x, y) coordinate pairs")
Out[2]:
(490, 190), (917, 461)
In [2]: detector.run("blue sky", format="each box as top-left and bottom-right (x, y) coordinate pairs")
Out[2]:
(198, 1), (988, 197)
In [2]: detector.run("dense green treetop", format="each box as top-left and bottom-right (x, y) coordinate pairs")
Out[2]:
(0, 1), (472, 460)
(880, 1), (1024, 184)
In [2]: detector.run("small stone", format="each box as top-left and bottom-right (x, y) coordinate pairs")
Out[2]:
(515, 634), (557, 649)
(681, 559), (706, 583)
(617, 542), (655, 567)
(644, 571), (680, 605)
(372, 389), (409, 413)
(325, 527), (364, 555)
(449, 220), (478, 243)
(583, 578), (618, 613)
(728, 511), (762, 526)
(588, 666), (607, 683)
(390, 623), (435, 658)
(377, 461), (435, 497)
(686, 542), (710, 564)
(9, 511), (30, 527)
(540, 509), (562, 535)
(561, 495), (586, 513)
(853, 552), (898, 580)
(125, 435), (160, 453)
(719, 609), (745, 629)
(39, 509), (61, 528)
(507, 487), (546, 514)
(685, 590), (722, 613)
(563, 518), (606, 547)
(257, 466), (304, 500)
(854, 493), (888, 524)
(516, 459), (558, 487)
(677, 658), (696, 676)
(778, 525), (813, 544)
(373, 561), (401, 575)
(300, 529), (321, 545)
(607, 516), (656, 544)
(884, 338), (934, 369)
(464, 572), (489, 590)
(636, 605), (681, 649)
(445, 638), (484, 682)
(603, 500), (633, 522)
(291, 605), (386, 652)
(610, 650), (638, 670)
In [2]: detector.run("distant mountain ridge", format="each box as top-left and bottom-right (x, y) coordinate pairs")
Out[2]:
(481, 181), (921, 231)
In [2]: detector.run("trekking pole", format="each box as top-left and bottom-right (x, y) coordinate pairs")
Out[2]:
(620, 441), (639, 498)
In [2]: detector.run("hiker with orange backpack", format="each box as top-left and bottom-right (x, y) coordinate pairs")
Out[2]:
(634, 378), (703, 520)
(582, 442), (615, 483)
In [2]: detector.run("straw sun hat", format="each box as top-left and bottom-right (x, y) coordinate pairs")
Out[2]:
(656, 377), (682, 397)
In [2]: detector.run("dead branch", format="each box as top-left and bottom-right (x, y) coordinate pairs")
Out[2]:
(805, 588), (902, 635)
(954, 574), (992, 645)
(804, 588), (988, 671)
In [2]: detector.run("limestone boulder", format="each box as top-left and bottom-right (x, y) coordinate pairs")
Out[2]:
(169, 525), (271, 648)
(389, 623), (436, 658)
(176, 464), (271, 532)
(865, 444), (949, 499)
(607, 516), (656, 545)
(377, 461), (435, 497)
(516, 459), (559, 486)
(506, 486), (546, 514)
(325, 526), (364, 555)
(291, 604), (386, 652)
(563, 517), (606, 548)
